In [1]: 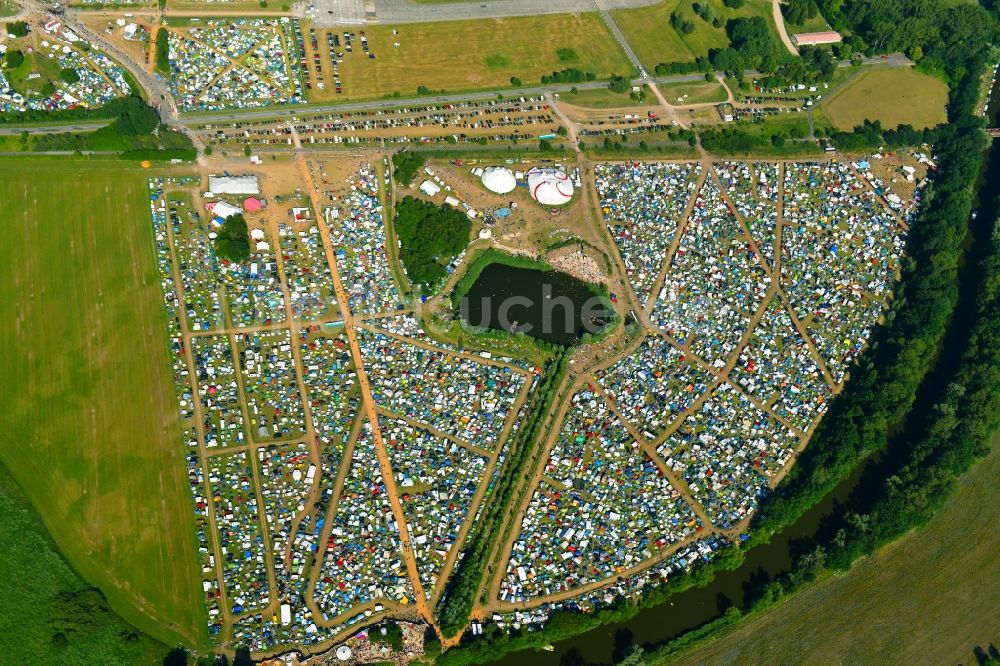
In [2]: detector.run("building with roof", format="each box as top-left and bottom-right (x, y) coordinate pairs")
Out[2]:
(527, 167), (574, 206)
(792, 30), (842, 46)
(208, 175), (260, 195)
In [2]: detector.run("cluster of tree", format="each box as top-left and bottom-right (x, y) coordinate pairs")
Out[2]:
(3, 48), (23, 70)
(368, 623), (405, 651)
(213, 214), (251, 263)
(655, 16), (837, 87)
(819, 0), (997, 79)
(0, 474), (171, 664)
(436, 352), (568, 637)
(391, 150), (425, 185)
(608, 75), (631, 94)
(654, 57), (713, 76)
(59, 67), (80, 85)
(394, 196), (471, 288)
(155, 28), (170, 75)
(0, 93), (147, 125)
(707, 16), (780, 73)
(540, 68), (596, 85)
(784, 0), (820, 25)
(693, 1), (721, 27)
(24, 96), (195, 158)
(756, 46), (837, 87)
(669, 10), (696, 35)
(825, 117), (935, 151)
(6, 21), (29, 37)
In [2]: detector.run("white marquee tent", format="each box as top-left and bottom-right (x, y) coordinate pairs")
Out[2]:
(527, 167), (574, 206)
(481, 166), (517, 194)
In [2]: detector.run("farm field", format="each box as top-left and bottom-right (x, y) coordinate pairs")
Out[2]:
(664, 431), (1000, 666)
(821, 67), (949, 130)
(611, 0), (777, 70)
(0, 159), (208, 650)
(308, 14), (634, 102)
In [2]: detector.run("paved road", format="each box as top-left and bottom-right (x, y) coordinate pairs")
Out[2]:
(307, 0), (662, 26)
(0, 121), (111, 135)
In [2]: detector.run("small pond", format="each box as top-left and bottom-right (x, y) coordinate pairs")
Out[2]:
(457, 262), (613, 346)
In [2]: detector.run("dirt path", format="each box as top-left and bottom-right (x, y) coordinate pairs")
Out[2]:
(295, 155), (435, 627)
(772, 0), (799, 56)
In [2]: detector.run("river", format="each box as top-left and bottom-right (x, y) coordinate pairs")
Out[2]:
(491, 85), (1000, 666)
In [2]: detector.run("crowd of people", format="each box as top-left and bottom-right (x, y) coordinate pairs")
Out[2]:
(595, 162), (703, 306)
(596, 334), (716, 444)
(236, 329), (307, 442)
(780, 161), (906, 384)
(383, 417), (490, 599)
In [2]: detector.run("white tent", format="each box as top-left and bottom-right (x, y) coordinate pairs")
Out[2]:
(206, 200), (243, 219)
(208, 175), (260, 195)
(527, 167), (574, 206)
(481, 166), (516, 194)
(419, 180), (441, 196)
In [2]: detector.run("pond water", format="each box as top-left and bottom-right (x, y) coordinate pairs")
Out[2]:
(457, 262), (613, 346)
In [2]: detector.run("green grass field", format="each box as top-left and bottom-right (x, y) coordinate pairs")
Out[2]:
(0, 159), (208, 650)
(665, 431), (1000, 665)
(659, 79), (728, 104)
(310, 14), (634, 102)
(821, 67), (949, 130)
(0, 465), (172, 665)
(612, 0), (777, 70)
(0, 0), (19, 17)
(560, 87), (655, 108)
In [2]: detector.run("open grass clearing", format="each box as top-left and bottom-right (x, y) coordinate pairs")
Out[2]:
(0, 0), (19, 17)
(165, 0), (287, 11)
(0, 158), (208, 650)
(307, 14), (633, 102)
(664, 431), (1000, 666)
(783, 7), (831, 34)
(612, 0), (777, 70)
(659, 79), (728, 104)
(559, 87), (654, 109)
(821, 67), (948, 130)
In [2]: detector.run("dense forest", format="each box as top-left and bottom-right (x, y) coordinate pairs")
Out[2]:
(394, 196), (471, 288)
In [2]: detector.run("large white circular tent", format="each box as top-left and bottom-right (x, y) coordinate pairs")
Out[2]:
(481, 166), (517, 194)
(527, 167), (574, 206)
